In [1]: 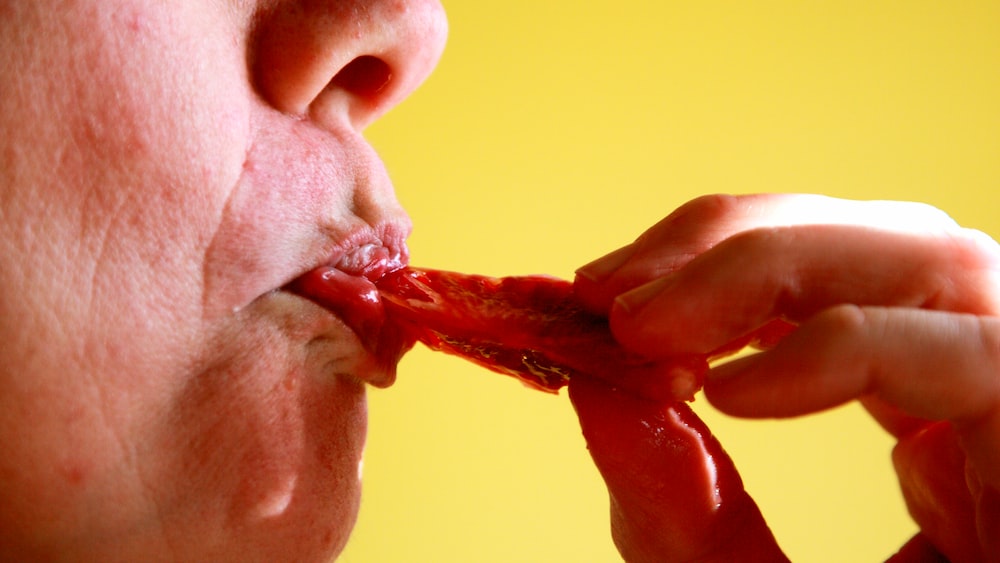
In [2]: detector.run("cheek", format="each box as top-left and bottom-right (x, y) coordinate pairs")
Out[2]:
(2, 3), (379, 559)
(67, 1), (252, 259)
(0, 2), (364, 557)
(3, 0), (257, 339)
(60, 0), (256, 381)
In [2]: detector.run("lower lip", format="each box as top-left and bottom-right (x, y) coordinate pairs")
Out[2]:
(286, 266), (415, 372)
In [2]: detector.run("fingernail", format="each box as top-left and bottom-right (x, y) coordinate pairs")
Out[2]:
(614, 275), (674, 315)
(575, 244), (637, 283)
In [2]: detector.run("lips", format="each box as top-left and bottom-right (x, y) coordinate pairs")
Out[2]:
(332, 242), (406, 280)
(287, 244), (417, 373)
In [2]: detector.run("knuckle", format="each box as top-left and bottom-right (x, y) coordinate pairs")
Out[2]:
(954, 228), (1000, 269)
(945, 229), (1000, 314)
(974, 317), (1000, 388)
(815, 303), (871, 340)
(669, 193), (746, 226)
(948, 315), (1000, 423)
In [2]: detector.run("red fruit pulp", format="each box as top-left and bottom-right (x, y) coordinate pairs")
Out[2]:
(287, 264), (415, 373)
(375, 266), (709, 401)
(288, 257), (792, 560)
(290, 260), (794, 401)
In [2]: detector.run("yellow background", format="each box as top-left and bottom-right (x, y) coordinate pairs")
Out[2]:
(342, 2), (1000, 561)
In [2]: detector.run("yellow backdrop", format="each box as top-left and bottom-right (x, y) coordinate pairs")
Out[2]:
(341, 2), (1000, 561)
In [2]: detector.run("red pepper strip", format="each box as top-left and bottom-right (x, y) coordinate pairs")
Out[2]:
(569, 375), (788, 562)
(377, 266), (790, 561)
(377, 266), (693, 398)
(377, 267), (794, 403)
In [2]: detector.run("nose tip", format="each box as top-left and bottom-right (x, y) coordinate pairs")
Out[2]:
(253, 0), (448, 129)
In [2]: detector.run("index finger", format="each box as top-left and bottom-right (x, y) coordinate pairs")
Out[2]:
(574, 193), (964, 315)
(608, 221), (1000, 358)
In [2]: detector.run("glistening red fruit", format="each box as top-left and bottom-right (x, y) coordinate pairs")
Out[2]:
(290, 262), (792, 561)
(376, 267), (709, 401)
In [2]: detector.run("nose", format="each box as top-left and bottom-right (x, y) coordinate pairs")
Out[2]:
(252, 0), (448, 130)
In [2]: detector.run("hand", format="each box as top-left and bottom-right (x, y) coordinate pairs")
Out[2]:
(571, 194), (1000, 561)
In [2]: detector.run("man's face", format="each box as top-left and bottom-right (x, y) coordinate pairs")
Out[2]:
(0, 0), (446, 559)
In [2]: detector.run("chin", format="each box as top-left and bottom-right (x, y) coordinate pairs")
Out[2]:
(138, 291), (378, 562)
(157, 365), (370, 562)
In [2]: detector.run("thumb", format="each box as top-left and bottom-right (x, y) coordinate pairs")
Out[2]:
(569, 375), (787, 563)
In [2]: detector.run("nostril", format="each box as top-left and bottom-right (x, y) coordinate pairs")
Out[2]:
(331, 55), (393, 98)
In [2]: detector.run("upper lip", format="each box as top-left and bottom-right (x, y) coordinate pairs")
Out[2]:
(310, 222), (410, 283)
(331, 241), (407, 281)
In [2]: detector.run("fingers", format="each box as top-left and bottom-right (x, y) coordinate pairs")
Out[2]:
(571, 193), (1000, 560)
(568, 375), (788, 562)
(704, 306), (1000, 557)
(611, 223), (1000, 359)
(858, 394), (933, 440)
(705, 306), (1000, 490)
(573, 193), (1000, 358)
(705, 307), (1000, 421)
(891, 421), (983, 562)
(574, 193), (969, 315)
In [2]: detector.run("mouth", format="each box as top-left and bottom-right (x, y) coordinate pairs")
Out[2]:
(285, 242), (417, 378)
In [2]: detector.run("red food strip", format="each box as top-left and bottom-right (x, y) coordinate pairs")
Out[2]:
(376, 266), (794, 402)
(291, 262), (792, 560)
(377, 267), (706, 401)
(287, 265), (415, 374)
(569, 376), (788, 561)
